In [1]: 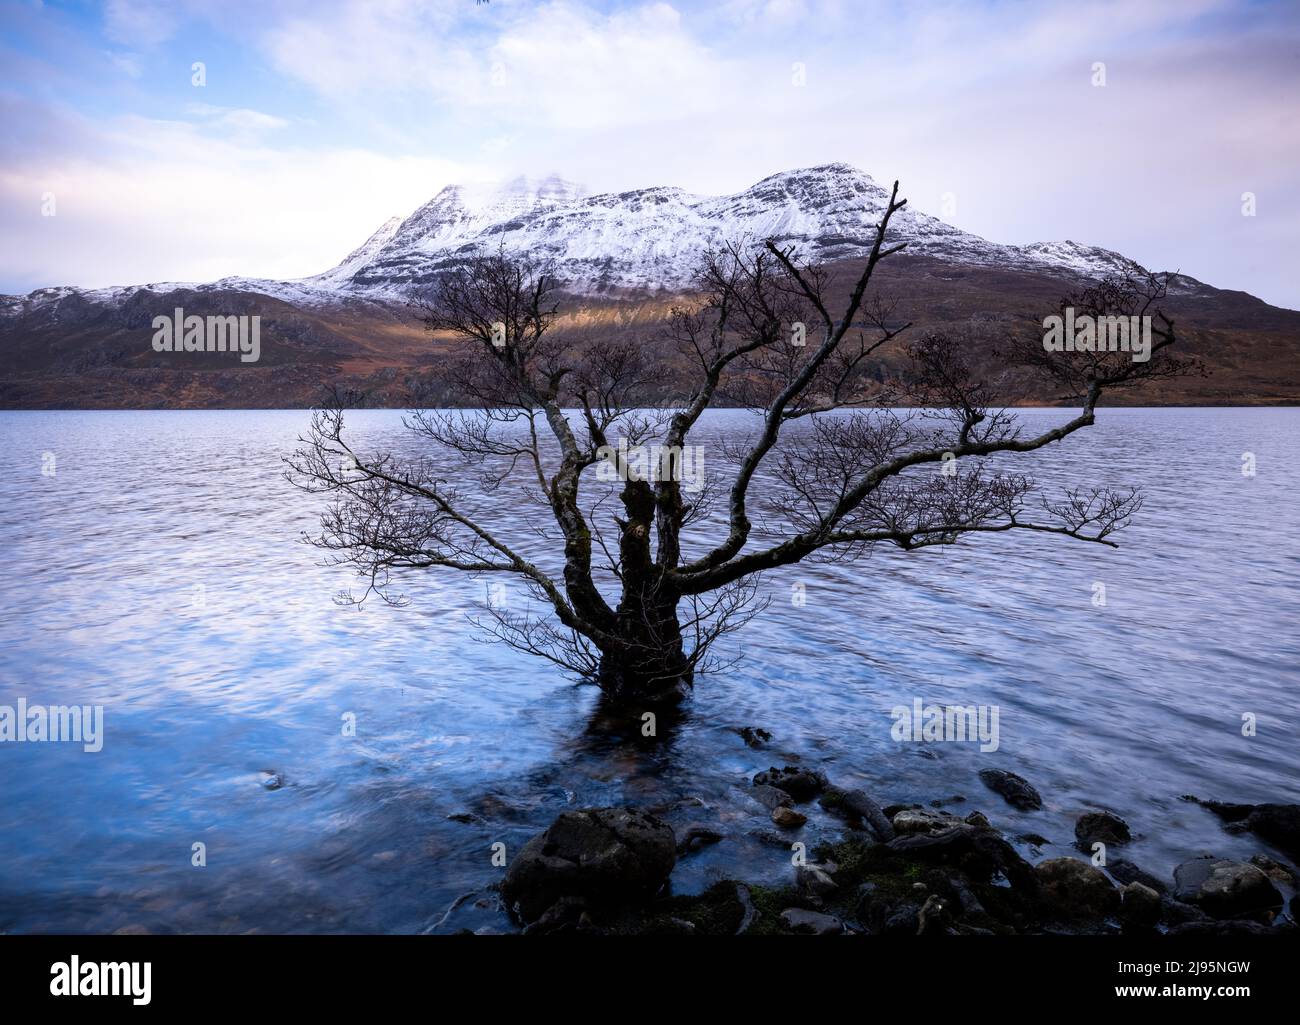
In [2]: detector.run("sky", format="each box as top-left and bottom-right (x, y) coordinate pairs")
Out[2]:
(2, 0), (1298, 307)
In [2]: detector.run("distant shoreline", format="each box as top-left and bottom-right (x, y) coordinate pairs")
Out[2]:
(3, 402), (1300, 413)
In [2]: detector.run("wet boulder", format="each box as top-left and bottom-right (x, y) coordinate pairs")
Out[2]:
(1035, 857), (1120, 922)
(1249, 853), (1299, 886)
(1107, 856), (1168, 894)
(1118, 882), (1162, 931)
(795, 862), (839, 898)
(753, 765), (828, 802)
(1172, 856), (1282, 920)
(738, 726), (772, 748)
(501, 807), (676, 924)
(978, 768), (1042, 811)
(1074, 810), (1131, 847)
(963, 811), (997, 832)
(893, 808), (965, 836)
(888, 822), (1037, 891)
(1189, 799), (1300, 862)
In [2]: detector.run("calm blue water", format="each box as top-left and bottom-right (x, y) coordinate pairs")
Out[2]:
(0, 407), (1297, 933)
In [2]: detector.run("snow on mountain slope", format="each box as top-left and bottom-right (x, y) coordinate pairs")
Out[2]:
(4, 163), (1162, 313)
(381, 173), (587, 256)
(335, 162), (1149, 296)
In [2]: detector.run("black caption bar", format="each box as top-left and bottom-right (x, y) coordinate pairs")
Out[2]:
(0, 935), (1292, 1013)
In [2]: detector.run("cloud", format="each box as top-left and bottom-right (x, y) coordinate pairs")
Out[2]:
(0, 95), (484, 292)
(103, 0), (182, 47)
(107, 51), (143, 78)
(259, 0), (743, 130)
(186, 104), (292, 142)
(260, 0), (471, 97)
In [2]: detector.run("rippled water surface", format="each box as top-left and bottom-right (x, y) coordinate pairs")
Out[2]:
(1, 408), (1297, 933)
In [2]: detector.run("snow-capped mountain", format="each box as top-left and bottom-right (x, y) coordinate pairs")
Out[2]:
(2, 164), (1158, 315)
(6, 162), (1297, 411)
(326, 162), (1147, 296)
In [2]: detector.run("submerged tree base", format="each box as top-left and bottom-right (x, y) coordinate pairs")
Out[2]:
(596, 656), (693, 708)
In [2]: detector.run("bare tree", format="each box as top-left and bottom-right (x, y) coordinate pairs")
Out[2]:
(288, 182), (1190, 708)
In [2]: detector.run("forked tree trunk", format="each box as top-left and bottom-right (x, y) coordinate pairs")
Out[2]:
(592, 477), (693, 705)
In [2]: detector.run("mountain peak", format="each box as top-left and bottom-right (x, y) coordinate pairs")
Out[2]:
(775, 161), (876, 179)
(330, 162), (1151, 296)
(748, 162), (882, 190)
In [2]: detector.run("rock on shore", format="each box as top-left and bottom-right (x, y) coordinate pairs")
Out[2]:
(500, 807), (676, 927)
(1186, 798), (1300, 862)
(490, 777), (1298, 935)
(1172, 856), (1283, 920)
(978, 768), (1043, 811)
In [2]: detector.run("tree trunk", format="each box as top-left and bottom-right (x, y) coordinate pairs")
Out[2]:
(597, 648), (692, 706)
(594, 477), (693, 705)
(596, 592), (692, 706)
